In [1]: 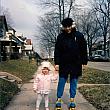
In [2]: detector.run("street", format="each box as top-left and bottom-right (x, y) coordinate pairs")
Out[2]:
(87, 61), (110, 72)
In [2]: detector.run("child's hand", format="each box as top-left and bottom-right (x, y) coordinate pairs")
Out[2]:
(55, 70), (59, 74)
(54, 65), (59, 71)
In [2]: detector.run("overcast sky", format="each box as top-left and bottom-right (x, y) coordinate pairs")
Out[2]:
(2, 0), (43, 36)
(1, 0), (88, 52)
(1, 0), (88, 36)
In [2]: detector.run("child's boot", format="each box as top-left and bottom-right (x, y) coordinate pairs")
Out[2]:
(68, 98), (76, 110)
(55, 98), (62, 110)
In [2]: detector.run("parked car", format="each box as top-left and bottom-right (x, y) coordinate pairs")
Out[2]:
(92, 55), (109, 62)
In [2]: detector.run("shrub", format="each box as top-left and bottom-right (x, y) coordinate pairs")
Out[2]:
(0, 79), (20, 109)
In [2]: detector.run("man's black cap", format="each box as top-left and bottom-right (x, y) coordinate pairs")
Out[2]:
(61, 18), (73, 27)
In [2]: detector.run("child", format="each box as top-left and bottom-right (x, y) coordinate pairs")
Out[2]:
(33, 62), (58, 110)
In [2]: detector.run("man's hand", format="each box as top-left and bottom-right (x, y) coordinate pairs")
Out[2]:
(55, 65), (59, 71)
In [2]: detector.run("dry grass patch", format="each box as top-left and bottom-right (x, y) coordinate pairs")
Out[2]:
(78, 85), (110, 110)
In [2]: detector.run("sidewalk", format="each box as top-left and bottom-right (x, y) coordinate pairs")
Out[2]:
(5, 62), (96, 110)
(5, 82), (96, 110)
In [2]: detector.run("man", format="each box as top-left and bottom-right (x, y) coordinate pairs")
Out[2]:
(54, 18), (88, 110)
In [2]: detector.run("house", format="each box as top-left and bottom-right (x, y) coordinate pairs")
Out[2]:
(0, 15), (25, 61)
(22, 39), (33, 56)
(0, 15), (39, 62)
(5, 27), (25, 59)
(92, 37), (110, 60)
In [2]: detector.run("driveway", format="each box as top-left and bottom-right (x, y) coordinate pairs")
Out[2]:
(87, 61), (110, 72)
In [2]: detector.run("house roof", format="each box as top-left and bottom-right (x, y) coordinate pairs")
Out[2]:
(35, 52), (42, 59)
(8, 25), (16, 32)
(0, 15), (8, 31)
(11, 35), (24, 45)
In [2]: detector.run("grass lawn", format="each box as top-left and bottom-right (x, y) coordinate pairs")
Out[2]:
(78, 85), (110, 110)
(0, 59), (37, 82)
(0, 78), (20, 109)
(78, 67), (110, 110)
(79, 67), (110, 84)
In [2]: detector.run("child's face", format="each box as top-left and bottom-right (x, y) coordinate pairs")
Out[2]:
(42, 67), (49, 75)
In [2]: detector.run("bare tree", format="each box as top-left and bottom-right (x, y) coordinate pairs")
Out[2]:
(38, 0), (75, 22)
(67, 0), (74, 17)
(34, 0), (76, 57)
(38, 14), (59, 58)
(79, 11), (102, 57)
(92, 0), (110, 57)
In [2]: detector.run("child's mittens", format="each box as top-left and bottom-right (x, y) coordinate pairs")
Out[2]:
(55, 70), (59, 74)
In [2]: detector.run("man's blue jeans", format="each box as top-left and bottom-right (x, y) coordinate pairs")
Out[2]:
(57, 76), (78, 98)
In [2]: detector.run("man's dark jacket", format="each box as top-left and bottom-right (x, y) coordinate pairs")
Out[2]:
(54, 30), (88, 78)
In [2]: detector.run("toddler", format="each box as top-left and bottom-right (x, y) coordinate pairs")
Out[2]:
(33, 62), (58, 110)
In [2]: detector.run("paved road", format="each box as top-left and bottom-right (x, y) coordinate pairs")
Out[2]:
(87, 61), (110, 72)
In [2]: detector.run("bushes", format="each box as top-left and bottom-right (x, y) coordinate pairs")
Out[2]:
(0, 79), (20, 110)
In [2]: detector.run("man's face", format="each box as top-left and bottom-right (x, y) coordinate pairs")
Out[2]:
(63, 26), (72, 33)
